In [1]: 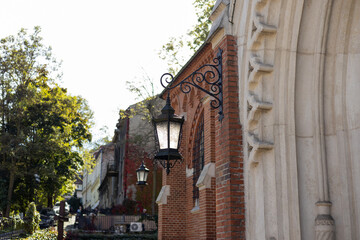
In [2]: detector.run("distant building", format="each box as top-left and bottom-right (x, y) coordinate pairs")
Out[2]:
(82, 148), (102, 210)
(97, 143), (116, 209)
(84, 98), (164, 214)
(74, 175), (83, 199)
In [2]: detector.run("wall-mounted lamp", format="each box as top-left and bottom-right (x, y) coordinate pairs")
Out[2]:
(153, 49), (223, 175)
(153, 94), (184, 175)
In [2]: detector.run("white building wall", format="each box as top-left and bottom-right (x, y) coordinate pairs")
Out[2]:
(82, 151), (101, 209)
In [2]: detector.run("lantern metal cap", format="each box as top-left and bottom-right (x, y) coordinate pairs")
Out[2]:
(161, 93), (175, 115)
(153, 93), (184, 124)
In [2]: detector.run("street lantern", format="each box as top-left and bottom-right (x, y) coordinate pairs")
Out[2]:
(153, 93), (184, 175)
(136, 162), (149, 185)
(152, 48), (223, 175)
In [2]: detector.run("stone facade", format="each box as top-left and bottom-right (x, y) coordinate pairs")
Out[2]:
(157, 0), (360, 239)
(97, 143), (116, 209)
(93, 98), (164, 214)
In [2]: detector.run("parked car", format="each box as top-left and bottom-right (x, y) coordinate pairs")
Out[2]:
(53, 202), (70, 216)
(39, 208), (56, 228)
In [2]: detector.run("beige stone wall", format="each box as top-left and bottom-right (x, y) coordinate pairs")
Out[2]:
(222, 0), (360, 239)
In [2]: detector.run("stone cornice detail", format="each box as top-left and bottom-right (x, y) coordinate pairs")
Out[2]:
(247, 93), (272, 129)
(246, 0), (276, 165)
(156, 185), (170, 205)
(247, 133), (273, 165)
(315, 201), (335, 239)
(196, 163), (215, 190)
(249, 14), (277, 49)
(210, 0), (230, 21)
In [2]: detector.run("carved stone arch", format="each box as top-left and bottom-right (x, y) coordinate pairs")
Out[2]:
(291, 0), (360, 239)
(318, 1), (360, 239)
(236, 0), (303, 239)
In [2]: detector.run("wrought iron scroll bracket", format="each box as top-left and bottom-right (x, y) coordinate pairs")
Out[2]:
(160, 49), (224, 121)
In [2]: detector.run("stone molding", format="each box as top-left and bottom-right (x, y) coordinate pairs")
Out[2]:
(186, 167), (194, 178)
(156, 185), (170, 205)
(314, 201), (335, 240)
(208, 0), (230, 45)
(247, 133), (273, 165)
(246, 0), (276, 165)
(196, 163), (215, 190)
(249, 13), (277, 48)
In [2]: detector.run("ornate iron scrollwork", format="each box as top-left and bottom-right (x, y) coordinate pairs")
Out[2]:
(160, 49), (224, 121)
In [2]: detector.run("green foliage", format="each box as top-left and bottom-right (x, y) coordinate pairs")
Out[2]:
(0, 27), (93, 214)
(68, 196), (81, 213)
(119, 71), (159, 123)
(0, 215), (24, 232)
(23, 202), (40, 234)
(89, 126), (112, 150)
(159, 0), (216, 75)
(80, 147), (96, 174)
(187, 0), (215, 50)
(24, 228), (59, 240)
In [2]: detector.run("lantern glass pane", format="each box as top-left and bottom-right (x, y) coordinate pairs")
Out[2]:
(169, 121), (181, 149)
(137, 171), (141, 182)
(139, 171), (145, 182)
(144, 171), (149, 182)
(156, 122), (168, 149)
(156, 121), (181, 149)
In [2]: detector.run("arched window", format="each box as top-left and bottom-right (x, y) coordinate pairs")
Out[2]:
(192, 114), (204, 206)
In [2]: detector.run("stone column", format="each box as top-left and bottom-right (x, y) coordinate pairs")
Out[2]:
(315, 201), (335, 239)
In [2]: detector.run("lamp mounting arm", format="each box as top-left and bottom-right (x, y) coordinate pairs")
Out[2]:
(160, 49), (223, 121)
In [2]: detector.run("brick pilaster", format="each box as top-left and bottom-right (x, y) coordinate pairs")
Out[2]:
(215, 35), (245, 239)
(158, 160), (187, 240)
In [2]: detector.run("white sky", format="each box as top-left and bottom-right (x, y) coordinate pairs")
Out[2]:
(0, 0), (197, 140)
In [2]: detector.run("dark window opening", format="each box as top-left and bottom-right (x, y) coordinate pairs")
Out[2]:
(192, 114), (204, 206)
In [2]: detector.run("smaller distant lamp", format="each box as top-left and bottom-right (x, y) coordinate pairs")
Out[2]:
(136, 162), (149, 185)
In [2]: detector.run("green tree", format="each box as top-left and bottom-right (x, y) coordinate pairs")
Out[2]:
(159, 0), (216, 75)
(119, 70), (159, 122)
(0, 27), (93, 216)
(24, 202), (40, 234)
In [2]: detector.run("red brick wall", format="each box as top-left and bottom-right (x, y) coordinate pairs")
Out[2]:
(158, 35), (244, 239)
(158, 160), (187, 240)
(215, 36), (244, 239)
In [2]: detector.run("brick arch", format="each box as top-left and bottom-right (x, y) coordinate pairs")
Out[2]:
(186, 102), (203, 167)
(172, 96), (179, 113)
(170, 90), (181, 113)
(182, 95), (188, 112)
(189, 89), (195, 108)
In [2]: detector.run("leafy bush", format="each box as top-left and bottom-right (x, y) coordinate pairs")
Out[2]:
(68, 196), (81, 213)
(23, 202), (40, 234)
(24, 228), (59, 240)
(0, 215), (24, 232)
